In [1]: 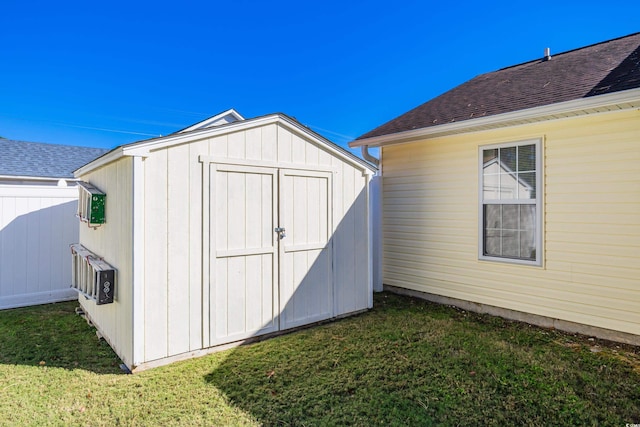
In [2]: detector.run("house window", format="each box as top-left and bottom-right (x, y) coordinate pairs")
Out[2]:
(479, 140), (541, 265)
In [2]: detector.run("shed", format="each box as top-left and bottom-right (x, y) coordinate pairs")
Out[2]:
(73, 110), (376, 371)
(351, 33), (640, 345)
(0, 139), (107, 309)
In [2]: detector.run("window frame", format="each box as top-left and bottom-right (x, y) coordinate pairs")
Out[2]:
(478, 138), (543, 266)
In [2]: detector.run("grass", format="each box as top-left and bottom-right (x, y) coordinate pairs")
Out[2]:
(0, 293), (638, 426)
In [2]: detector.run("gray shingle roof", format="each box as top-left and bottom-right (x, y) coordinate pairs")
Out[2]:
(358, 32), (640, 140)
(0, 139), (109, 179)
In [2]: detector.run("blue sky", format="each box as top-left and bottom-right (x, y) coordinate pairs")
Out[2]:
(1, 1), (638, 153)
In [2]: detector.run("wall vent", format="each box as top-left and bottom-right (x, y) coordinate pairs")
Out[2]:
(77, 181), (106, 227)
(70, 244), (115, 305)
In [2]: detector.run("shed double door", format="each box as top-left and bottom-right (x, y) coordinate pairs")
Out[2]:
(206, 163), (333, 346)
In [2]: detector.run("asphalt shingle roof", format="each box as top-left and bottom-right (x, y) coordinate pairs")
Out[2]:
(0, 139), (108, 179)
(358, 32), (640, 140)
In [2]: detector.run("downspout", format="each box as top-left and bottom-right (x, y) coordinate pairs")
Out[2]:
(361, 145), (379, 167)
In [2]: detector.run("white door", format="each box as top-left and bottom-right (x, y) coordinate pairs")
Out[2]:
(208, 164), (279, 345)
(278, 169), (333, 330)
(205, 164), (333, 345)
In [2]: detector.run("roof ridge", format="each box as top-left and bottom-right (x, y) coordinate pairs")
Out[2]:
(354, 32), (640, 142)
(496, 31), (640, 73)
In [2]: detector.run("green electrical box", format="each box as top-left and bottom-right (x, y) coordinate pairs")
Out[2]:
(77, 181), (106, 226)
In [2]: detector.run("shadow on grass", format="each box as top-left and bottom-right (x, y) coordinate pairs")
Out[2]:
(0, 301), (123, 374)
(205, 292), (640, 426)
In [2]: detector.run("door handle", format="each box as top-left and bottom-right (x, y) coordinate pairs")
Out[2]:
(274, 227), (286, 240)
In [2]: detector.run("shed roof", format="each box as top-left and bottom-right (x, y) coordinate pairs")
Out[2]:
(75, 112), (376, 177)
(0, 139), (108, 179)
(356, 32), (640, 142)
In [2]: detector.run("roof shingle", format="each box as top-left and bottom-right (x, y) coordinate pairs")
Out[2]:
(358, 32), (640, 140)
(0, 139), (108, 179)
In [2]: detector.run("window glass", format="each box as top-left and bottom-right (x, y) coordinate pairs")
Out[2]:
(499, 173), (519, 199)
(518, 144), (536, 172)
(499, 146), (517, 172)
(480, 141), (540, 264)
(517, 172), (536, 199)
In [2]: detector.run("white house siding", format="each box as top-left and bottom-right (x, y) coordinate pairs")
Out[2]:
(77, 157), (134, 367)
(0, 184), (78, 309)
(139, 122), (371, 364)
(381, 109), (640, 339)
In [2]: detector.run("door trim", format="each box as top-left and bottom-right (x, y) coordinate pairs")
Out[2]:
(202, 162), (279, 347)
(278, 168), (334, 330)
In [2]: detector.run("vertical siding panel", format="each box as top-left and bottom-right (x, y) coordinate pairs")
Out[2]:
(228, 131), (245, 159)
(245, 255), (261, 330)
(78, 157), (134, 367)
(277, 125), (292, 163)
(305, 141), (319, 166)
(214, 257), (228, 340)
(245, 173), (262, 248)
(261, 125), (277, 162)
(115, 159), (133, 362)
(291, 134), (305, 164)
(210, 134), (228, 158)
(227, 173), (246, 250)
(188, 139), (207, 351)
(227, 256), (246, 335)
(245, 128), (262, 161)
(318, 146), (332, 167)
(144, 151), (169, 361)
(167, 144), (190, 356)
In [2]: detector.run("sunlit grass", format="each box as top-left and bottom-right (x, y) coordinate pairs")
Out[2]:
(1, 294), (638, 426)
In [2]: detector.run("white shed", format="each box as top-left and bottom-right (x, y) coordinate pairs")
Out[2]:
(73, 110), (376, 371)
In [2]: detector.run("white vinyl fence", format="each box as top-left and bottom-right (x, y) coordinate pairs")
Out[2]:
(0, 184), (78, 309)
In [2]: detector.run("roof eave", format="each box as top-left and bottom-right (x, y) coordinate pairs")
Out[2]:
(350, 87), (640, 148)
(0, 174), (79, 182)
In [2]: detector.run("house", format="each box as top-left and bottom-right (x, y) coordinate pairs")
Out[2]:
(0, 139), (107, 309)
(350, 33), (640, 345)
(72, 110), (376, 371)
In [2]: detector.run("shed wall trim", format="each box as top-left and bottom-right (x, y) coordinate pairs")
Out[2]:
(132, 156), (145, 366)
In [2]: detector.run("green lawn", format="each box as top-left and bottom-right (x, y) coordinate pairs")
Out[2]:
(0, 293), (638, 426)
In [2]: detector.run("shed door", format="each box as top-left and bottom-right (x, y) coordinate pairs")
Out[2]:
(205, 164), (333, 346)
(208, 164), (279, 346)
(279, 169), (333, 330)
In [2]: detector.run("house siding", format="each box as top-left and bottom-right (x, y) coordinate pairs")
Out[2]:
(78, 157), (134, 367)
(381, 109), (640, 338)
